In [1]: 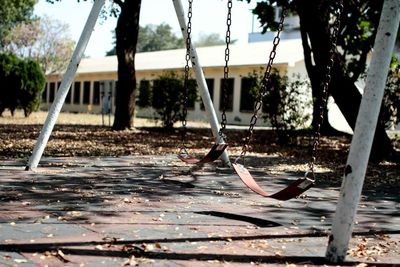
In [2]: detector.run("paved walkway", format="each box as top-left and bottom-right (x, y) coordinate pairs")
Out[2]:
(0, 156), (399, 266)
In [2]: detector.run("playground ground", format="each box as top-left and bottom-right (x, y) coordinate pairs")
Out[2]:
(0, 111), (399, 266)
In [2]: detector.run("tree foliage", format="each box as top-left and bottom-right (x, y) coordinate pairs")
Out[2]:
(137, 23), (184, 52)
(0, 0), (36, 47)
(0, 53), (45, 117)
(380, 60), (400, 129)
(2, 15), (75, 74)
(194, 33), (227, 47)
(107, 23), (184, 55)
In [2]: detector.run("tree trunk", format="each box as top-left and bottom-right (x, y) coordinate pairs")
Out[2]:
(112, 0), (142, 130)
(296, 0), (394, 161)
(297, 0), (339, 134)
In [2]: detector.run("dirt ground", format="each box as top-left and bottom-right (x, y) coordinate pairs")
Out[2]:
(0, 111), (399, 191)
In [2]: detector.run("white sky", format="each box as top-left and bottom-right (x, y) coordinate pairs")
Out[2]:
(34, 0), (259, 58)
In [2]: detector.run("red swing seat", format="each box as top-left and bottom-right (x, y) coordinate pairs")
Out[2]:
(232, 163), (314, 201)
(178, 143), (228, 164)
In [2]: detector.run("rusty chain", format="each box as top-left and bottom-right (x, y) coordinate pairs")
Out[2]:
(219, 0), (233, 141)
(236, 6), (286, 163)
(181, 0), (193, 145)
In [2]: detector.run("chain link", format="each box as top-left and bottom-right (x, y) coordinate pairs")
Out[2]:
(308, 1), (343, 177)
(181, 0), (193, 145)
(219, 0), (233, 140)
(236, 7), (286, 163)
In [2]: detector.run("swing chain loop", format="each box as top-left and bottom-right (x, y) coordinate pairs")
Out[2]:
(219, 0), (233, 139)
(308, 1), (343, 177)
(181, 0), (193, 145)
(238, 6), (286, 160)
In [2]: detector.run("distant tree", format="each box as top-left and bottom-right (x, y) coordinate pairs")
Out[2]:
(0, 0), (36, 47)
(106, 23), (184, 55)
(2, 15), (75, 74)
(194, 33), (231, 47)
(138, 23), (184, 52)
(0, 53), (45, 117)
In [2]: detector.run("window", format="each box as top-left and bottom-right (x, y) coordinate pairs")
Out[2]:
(240, 77), (257, 112)
(93, 81), (100, 105)
(42, 83), (48, 102)
(114, 81), (118, 106)
(83, 81), (91, 104)
(73, 81), (81, 104)
(219, 78), (234, 112)
(200, 78), (214, 110)
(49, 82), (56, 103)
(65, 85), (72, 104)
(137, 80), (151, 107)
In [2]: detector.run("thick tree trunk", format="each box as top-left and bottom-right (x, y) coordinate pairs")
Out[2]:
(112, 0), (142, 130)
(296, 0), (394, 161)
(330, 62), (394, 161)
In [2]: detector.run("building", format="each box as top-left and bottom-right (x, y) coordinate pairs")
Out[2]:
(42, 38), (307, 126)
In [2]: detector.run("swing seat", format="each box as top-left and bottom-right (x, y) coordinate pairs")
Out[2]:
(232, 163), (314, 201)
(178, 143), (228, 164)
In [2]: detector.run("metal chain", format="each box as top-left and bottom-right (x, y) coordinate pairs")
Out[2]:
(219, 0), (233, 140)
(308, 1), (343, 177)
(181, 0), (193, 145)
(236, 7), (286, 163)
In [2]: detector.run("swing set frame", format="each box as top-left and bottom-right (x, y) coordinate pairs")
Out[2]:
(25, 0), (399, 263)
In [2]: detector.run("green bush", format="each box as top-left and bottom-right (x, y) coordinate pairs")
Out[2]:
(0, 53), (20, 115)
(151, 71), (197, 129)
(244, 69), (312, 144)
(0, 53), (45, 117)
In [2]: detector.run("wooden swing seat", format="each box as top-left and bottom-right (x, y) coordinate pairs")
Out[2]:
(232, 163), (314, 201)
(178, 143), (228, 164)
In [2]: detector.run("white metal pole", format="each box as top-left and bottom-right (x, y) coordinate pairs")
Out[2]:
(26, 0), (106, 170)
(326, 0), (400, 262)
(172, 0), (231, 166)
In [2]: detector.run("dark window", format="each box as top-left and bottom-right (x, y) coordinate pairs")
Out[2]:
(137, 80), (151, 107)
(200, 78), (214, 110)
(93, 81), (100, 105)
(42, 83), (48, 102)
(240, 77), (257, 112)
(49, 82), (56, 103)
(114, 81), (118, 106)
(65, 85), (72, 104)
(219, 78), (234, 111)
(73, 81), (81, 104)
(83, 81), (91, 104)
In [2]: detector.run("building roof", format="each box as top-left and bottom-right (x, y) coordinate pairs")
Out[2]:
(76, 38), (304, 74)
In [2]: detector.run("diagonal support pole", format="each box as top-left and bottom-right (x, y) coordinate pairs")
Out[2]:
(26, 0), (106, 170)
(172, 0), (231, 166)
(325, 0), (400, 262)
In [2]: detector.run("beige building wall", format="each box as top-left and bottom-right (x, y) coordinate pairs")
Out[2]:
(41, 40), (307, 126)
